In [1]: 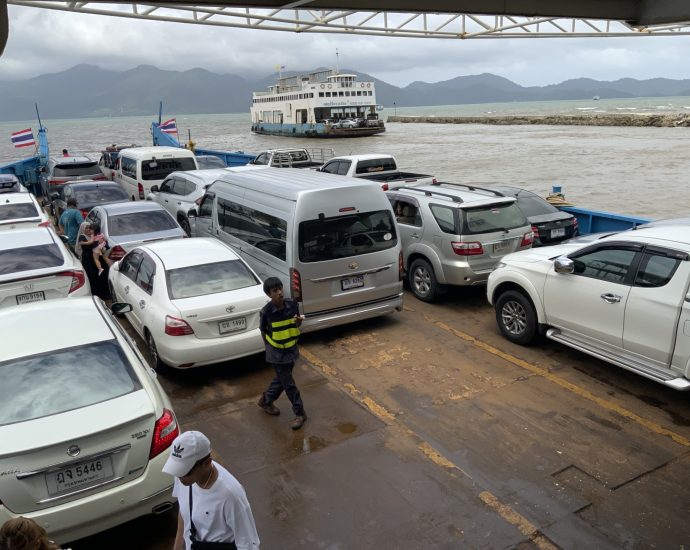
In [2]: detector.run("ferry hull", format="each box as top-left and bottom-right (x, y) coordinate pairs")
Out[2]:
(251, 122), (385, 138)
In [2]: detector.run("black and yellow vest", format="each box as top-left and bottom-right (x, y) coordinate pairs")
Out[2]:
(265, 317), (300, 349)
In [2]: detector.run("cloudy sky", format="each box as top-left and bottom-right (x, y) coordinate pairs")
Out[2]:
(2, 4), (690, 86)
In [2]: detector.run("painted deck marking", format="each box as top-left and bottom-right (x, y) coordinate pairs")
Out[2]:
(432, 320), (690, 448)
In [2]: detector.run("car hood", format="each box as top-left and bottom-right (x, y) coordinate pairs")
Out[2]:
(502, 242), (581, 264)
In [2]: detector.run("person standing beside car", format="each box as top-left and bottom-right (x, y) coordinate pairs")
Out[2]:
(58, 198), (84, 252)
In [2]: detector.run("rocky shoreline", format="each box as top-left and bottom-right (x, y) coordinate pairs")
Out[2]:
(386, 114), (690, 127)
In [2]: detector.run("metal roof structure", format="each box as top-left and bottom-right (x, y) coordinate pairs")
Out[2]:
(1, 0), (690, 56)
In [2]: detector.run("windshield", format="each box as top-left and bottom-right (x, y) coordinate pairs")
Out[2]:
(53, 162), (101, 178)
(462, 203), (528, 235)
(0, 340), (141, 426)
(167, 260), (259, 299)
(141, 157), (197, 181)
(74, 187), (128, 205)
(0, 244), (63, 275)
(299, 210), (397, 262)
(0, 203), (38, 221)
(108, 210), (178, 236)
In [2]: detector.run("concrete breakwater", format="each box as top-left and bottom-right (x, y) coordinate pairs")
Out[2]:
(387, 114), (690, 127)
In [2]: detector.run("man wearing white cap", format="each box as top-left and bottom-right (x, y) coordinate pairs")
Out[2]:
(163, 431), (260, 550)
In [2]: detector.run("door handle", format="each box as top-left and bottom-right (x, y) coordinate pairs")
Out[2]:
(124, 285), (130, 294)
(177, 202), (181, 205)
(410, 233), (420, 239)
(600, 293), (621, 304)
(164, 199), (168, 203)
(139, 300), (146, 309)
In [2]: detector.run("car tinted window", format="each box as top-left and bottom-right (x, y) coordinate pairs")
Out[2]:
(0, 244), (63, 275)
(52, 162), (101, 178)
(634, 253), (681, 288)
(355, 158), (396, 174)
(120, 251), (144, 281)
(430, 205), (457, 233)
(299, 210), (397, 262)
(254, 153), (269, 165)
(337, 161), (351, 176)
(159, 178), (174, 193)
(320, 161), (339, 174)
(198, 195), (214, 218)
(571, 247), (637, 284)
(217, 199), (287, 261)
(197, 156), (227, 169)
(135, 255), (155, 294)
(167, 260), (259, 299)
(516, 194), (560, 217)
(183, 180), (197, 195)
(141, 157), (197, 181)
(107, 211), (178, 236)
(74, 187), (128, 204)
(0, 340), (141, 426)
(0, 203), (39, 221)
(462, 203), (528, 235)
(121, 157), (137, 178)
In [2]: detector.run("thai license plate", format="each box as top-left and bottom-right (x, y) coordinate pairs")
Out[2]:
(341, 275), (364, 291)
(219, 317), (246, 334)
(551, 228), (566, 238)
(16, 291), (45, 305)
(493, 241), (509, 253)
(45, 456), (114, 496)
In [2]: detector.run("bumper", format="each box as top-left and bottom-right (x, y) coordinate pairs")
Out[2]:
(302, 292), (403, 333)
(157, 327), (264, 368)
(439, 260), (494, 286)
(0, 453), (175, 545)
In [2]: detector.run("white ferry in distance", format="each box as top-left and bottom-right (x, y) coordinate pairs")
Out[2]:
(250, 69), (385, 138)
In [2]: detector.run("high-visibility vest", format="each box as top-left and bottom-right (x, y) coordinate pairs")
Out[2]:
(265, 317), (300, 349)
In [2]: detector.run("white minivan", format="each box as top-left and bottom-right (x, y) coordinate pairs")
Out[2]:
(111, 147), (198, 201)
(190, 167), (404, 332)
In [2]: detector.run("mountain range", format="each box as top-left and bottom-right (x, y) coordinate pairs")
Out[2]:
(1, 64), (690, 121)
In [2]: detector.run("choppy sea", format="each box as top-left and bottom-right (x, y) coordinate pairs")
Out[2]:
(1, 96), (689, 219)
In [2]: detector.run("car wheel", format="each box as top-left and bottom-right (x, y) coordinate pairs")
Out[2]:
(179, 216), (191, 237)
(495, 290), (538, 345)
(409, 258), (443, 302)
(146, 330), (167, 372)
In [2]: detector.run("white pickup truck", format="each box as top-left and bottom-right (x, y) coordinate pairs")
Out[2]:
(248, 148), (334, 169)
(315, 154), (436, 190)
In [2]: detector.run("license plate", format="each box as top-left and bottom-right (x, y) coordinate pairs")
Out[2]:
(45, 456), (114, 496)
(219, 317), (246, 334)
(16, 291), (45, 305)
(493, 241), (509, 253)
(341, 275), (365, 290)
(551, 228), (566, 238)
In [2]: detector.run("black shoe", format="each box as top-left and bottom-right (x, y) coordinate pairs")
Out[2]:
(291, 414), (307, 430)
(258, 397), (280, 416)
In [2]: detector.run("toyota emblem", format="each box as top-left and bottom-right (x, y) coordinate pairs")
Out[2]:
(67, 445), (81, 457)
(348, 262), (359, 270)
(226, 305), (235, 313)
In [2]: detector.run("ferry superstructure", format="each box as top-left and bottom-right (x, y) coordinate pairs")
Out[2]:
(250, 69), (385, 138)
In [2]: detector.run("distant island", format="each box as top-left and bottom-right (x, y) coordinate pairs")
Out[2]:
(1, 64), (690, 121)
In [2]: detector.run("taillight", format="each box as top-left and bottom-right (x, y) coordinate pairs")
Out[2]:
(149, 408), (179, 459)
(138, 182), (144, 200)
(431, 178), (438, 184)
(381, 183), (389, 191)
(520, 231), (535, 247)
(38, 220), (51, 227)
(93, 175), (107, 181)
(109, 245), (126, 260)
(48, 179), (66, 186)
(57, 270), (86, 293)
(290, 267), (302, 302)
(80, 209), (90, 218)
(451, 242), (483, 256)
(165, 315), (194, 336)
(398, 251), (404, 280)
(195, 196), (204, 206)
(531, 225), (539, 234)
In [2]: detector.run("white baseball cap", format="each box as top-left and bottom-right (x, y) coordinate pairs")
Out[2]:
(162, 431), (212, 477)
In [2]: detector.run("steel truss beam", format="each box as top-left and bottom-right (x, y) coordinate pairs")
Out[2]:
(8, 1), (690, 38)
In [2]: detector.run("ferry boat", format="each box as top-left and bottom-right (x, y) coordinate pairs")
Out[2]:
(250, 69), (385, 138)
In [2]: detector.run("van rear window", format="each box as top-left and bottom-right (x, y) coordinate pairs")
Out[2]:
(53, 162), (101, 178)
(141, 157), (197, 181)
(299, 210), (397, 262)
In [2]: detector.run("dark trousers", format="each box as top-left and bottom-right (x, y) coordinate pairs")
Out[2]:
(263, 361), (305, 416)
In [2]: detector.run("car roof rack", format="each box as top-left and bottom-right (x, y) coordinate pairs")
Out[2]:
(389, 186), (464, 203)
(431, 182), (506, 198)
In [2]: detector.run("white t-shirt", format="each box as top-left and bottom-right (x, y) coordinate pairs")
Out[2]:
(173, 461), (260, 550)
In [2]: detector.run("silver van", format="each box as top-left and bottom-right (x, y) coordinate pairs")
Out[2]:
(189, 167), (403, 332)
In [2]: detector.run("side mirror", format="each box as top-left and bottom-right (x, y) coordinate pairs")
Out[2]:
(111, 302), (132, 316)
(187, 208), (197, 218)
(150, 185), (159, 193)
(58, 234), (69, 245)
(50, 192), (60, 200)
(554, 256), (574, 274)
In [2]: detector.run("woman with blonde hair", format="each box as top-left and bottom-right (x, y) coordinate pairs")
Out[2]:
(0, 517), (62, 550)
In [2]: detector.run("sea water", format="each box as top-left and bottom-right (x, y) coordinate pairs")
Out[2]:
(1, 96), (689, 219)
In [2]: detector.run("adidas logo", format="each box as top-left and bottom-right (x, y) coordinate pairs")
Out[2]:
(172, 444), (184, 458)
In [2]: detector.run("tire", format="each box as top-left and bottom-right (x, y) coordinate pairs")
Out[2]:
(409, 258), (444, 302)
(495, 290), (538, 345)
(179, 216), (191, 237)
(146, 330), (167, 372)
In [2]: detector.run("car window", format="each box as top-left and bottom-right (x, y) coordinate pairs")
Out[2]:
(337, 161), (351, 176)
(430, 205), (457, 234)
(74, 187), (128, 204)
(198, 195), (214, 218)
(0, 340), (141, 426)
(159, 178), (174, 193)
(0, 244), (64, 275)
(52, 162), (101, 178)
(394, 199), (422, 227)
(355, 158), (396, 174)
(120, 250), (144, 281)
(107, 211), (178, 236)
(167, 260), (259, 299)
(141, 157), (197, 181)
(462, 203), (528, 235)
(217, 198), (287, 260)
(571, 247), (638, 284)
(183, 180), (197, 195)
(634, 252), (681, 288)
(135, 255), (155, 294)
(320, 161), (339, 174)
(0, 203), (39, 221)
(254, 153), (269, 165)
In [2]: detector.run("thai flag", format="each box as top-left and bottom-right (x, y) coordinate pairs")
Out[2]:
(11, 128), (36, 148)
(160, 118), (177, 134)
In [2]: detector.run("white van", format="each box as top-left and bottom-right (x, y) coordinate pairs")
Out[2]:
(111, 147), (198, 201)
(189, 167), (404, 332)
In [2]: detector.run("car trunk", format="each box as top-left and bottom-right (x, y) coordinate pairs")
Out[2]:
(530, 212), (577, 244)
(0, 269), (78, 308)
(171, 286), (266, 339)
(112, 230), (184, 255)
(0, 391), (156, 514)
(465, 227), (529, 272)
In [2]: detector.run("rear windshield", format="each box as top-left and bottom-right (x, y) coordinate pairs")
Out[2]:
(167, 260), (258, 299)
(74, 187), (128, 205)
(299, 210), (397, 262)
(515, 193), (559, 217)
(0, 340), (141, 426)
(0, 203), (39, 221)
(53, 162), (101, 178)
(108, 211), (178, 236)
(354, 158), (397, 174)
(462, 203), (528, 235)
(0, 244), (63, 275)
(141, 157), (197, 181)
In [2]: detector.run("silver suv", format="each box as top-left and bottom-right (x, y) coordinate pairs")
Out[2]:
(387, 183), (534, 301)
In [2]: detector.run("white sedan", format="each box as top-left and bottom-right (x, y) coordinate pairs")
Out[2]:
(109, 238), (268, 369)
(0, 227), (90, 309)
(0, 192), (50, 231)
(0, 297), (179, 544)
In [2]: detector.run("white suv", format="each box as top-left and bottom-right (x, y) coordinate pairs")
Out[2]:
(487, 224), (690, 390)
